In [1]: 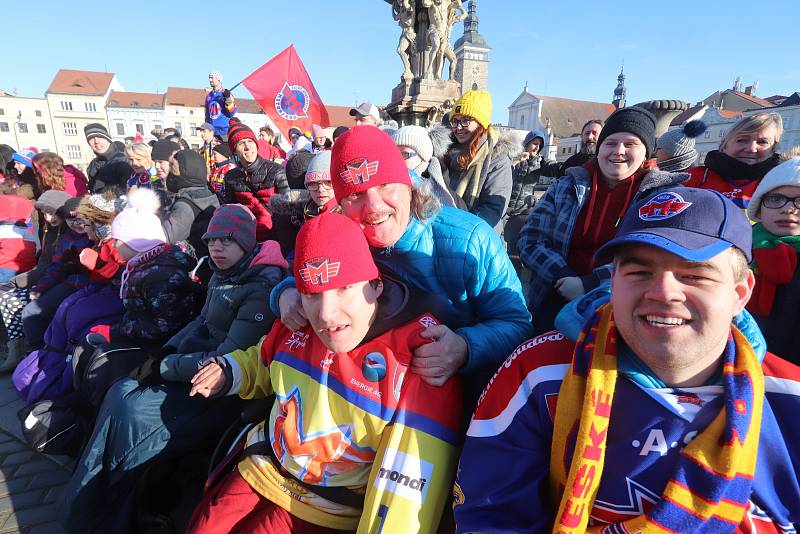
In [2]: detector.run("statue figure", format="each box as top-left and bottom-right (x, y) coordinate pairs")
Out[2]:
(423, 0), (465, 80)
(391, 0), (417, 81)
(426, 98), (455, 126)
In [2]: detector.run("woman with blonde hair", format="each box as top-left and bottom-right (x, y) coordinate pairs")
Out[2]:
(31, 152), (88, 197)
(685, 112), (783, 209)
(125, 143), (164, 191)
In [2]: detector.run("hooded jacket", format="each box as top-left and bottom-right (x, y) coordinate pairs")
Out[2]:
(517, 164), (689, 311)
(224, 157), (290, 241)
(0, 194), (37, 277)
(159, 242), (287, 381)
(86, 142), (133, 194)
(109, 243), (198, 347)
(162, 150), (220, 249)
(444, 129), (517, 231)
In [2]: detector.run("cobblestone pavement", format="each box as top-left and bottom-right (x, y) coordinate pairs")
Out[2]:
(0, 374), (70, 534)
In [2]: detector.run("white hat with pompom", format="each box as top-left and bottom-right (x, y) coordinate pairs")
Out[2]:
(110, 187), (166, 252)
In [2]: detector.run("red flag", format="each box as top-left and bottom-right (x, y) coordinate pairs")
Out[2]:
(242, 45), (330, 140)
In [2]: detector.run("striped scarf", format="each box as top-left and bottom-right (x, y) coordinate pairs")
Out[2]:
(550, 304), (764, 533)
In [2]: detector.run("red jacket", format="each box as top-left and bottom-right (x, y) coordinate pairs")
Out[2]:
(63, 165), (89, 197)
(0, 194), (37, 273)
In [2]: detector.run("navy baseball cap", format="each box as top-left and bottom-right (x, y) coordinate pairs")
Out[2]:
(595, 187), (753, 264)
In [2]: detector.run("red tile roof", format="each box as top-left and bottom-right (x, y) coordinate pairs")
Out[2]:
(107, 91), (164, 109)
(165, 87), (207, 107)
(47, 69), (115, 96)
(533, 94), (616, 139)
(324, 105), (356, 128)
(731, 90), (774, 108)
(236, 98), (266, 114)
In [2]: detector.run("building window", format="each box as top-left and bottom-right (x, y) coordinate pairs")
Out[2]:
(785, 116), (793, 129)
(35, 110), (42, 117)
(0, 123), (8, 132)
(153, 123), (162, 130)
(66, 145), (81, 159)
(190, 123), (198, 136)
(0, 108), (4, 115)
(60, 101), (73, 111)
(520, 114), (525, 127)
(18, 123), (28, 134)
(190, 110), (194, 115)
(719, 129), (726, 138)
(704, 130), (711, 139)
(36, 124), (46, 134)
(175, 122), (182, 134)
(116, 123), (125, 136)
(63, 122), (77, 136)
(84, 102), (97, 112)
(135, 124), (144, 135)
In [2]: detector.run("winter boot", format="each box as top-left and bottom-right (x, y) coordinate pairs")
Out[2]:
(0, 337), (25, 373)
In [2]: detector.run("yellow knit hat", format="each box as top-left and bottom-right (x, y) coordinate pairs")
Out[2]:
(453, 89), (492, 129)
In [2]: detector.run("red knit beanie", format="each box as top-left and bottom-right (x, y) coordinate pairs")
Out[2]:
(294, 212), (379, 294)
(227, 121), (257, 152)
(330, 125), (411, 202)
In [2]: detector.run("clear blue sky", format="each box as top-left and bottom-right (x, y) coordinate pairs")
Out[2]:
(4, 0), (799, 124)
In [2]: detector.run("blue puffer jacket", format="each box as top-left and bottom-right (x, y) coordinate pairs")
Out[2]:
(272, 206), (532, 375)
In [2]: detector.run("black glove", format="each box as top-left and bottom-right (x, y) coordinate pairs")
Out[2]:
(222, 89), (231, 99)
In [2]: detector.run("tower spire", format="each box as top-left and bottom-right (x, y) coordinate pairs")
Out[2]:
(613, 63), (626, 109)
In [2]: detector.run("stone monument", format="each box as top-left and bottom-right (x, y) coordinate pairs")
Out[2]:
(384, 0), (466, 126)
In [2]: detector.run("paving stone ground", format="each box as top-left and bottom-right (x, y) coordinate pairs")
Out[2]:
(0, 374), (70, 534)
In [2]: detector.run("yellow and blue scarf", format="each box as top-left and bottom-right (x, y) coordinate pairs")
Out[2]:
(550, 304), (764, 533)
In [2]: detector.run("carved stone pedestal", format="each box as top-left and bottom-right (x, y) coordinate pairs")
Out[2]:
(386, 78), (461, 127)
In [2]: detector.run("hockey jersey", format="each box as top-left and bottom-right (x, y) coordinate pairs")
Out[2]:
(453, 331), (800, 533)
(225, 313), (462, 533)
(685, 166), (759, 210)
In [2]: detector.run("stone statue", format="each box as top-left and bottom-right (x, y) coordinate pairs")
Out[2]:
(388, 0), (465, 81)
(391, 0), (417, 81)
(426, 97), (455, 126)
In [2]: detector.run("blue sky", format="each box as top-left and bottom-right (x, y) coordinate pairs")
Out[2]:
(5, 0), (799, 124)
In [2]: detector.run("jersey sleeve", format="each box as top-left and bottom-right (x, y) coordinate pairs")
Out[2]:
(453, 333), (573, 533)
(357, 358), (462, 533)
(229, 322), (283, 399)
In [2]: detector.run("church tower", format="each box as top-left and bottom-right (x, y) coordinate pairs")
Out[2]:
(613, 64), (626, 109)
(454, 0), (491, 94)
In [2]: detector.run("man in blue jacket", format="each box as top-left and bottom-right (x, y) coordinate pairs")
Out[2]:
(273, 125), (531, 397)
(205, 70), (237, 138)
(454, 188), (800, 532)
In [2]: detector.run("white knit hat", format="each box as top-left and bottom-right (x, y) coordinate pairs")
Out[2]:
(110, 188), (167, 252)
(748, 157), (800, 221)
(393, 125), (434, 163)
(305, 151), (332, 184)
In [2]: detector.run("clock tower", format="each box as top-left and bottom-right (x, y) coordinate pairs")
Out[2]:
(454, 0), (491, 94)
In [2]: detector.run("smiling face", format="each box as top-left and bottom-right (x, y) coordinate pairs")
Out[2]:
(235, 138), (259, 165)
(43, 211), (63, 226)
(450, 114), (480, 145)
(611, 245), (753, 387)
(128, 152), (152, 174)
(721, 124), (778, 164)
(88, 136), (111, 155)
(339, 183), (411, 248)
(757, 185), (800, 236)
(154, 159), (171, 180)
(301, 280), (382, 353)
(597, 132), (647, 182)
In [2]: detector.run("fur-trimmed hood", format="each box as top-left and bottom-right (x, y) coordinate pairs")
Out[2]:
(428, 124), (454, 161)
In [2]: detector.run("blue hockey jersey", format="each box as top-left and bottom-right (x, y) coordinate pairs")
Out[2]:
(453, 331), (800, 533)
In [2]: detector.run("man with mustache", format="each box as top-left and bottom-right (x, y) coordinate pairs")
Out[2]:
(274, 125), (531, 396)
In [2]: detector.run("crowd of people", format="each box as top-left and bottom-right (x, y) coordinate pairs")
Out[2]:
(0, 69), (797, 533)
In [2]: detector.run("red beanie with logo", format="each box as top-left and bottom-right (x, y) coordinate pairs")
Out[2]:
(294, 212), (379, 294)
(330, 125), (411, 202)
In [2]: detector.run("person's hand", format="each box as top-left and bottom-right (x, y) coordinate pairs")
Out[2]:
(555, 276), (585, 301)
(29, 291), (39, 301)
(410, 324), (468, 387)
(189, 362), (225, 397)
(223, 89), (232, 99)
(520, 152), (530, 161)
(278, 287), (309, 331)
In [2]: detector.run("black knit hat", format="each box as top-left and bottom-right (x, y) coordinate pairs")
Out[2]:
(167, 150), (207, 193)
(151, 139), (179, 162)
(332, 126), (349, 142)
(84, 123), (112, 143)
(57, 195), (83, 220)
(212, 143), (232, 159)
(597, 107), (657, 158)
(286, 151), (315, 189)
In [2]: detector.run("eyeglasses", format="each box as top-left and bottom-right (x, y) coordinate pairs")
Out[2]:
(206, 237), (236, 246)
(307, 181), (333, 191)
(400, 150), (418, 160)
(762, 194), (800, 210)
(449, 117), (475, 130)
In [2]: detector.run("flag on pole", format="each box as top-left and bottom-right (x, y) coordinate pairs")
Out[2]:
(241, 44), (330, 140)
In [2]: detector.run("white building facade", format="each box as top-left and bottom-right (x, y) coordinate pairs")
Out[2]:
(105, 92), (166, 143)
(0, 94), (57, 153)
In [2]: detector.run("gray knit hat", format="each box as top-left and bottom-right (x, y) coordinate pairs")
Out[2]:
(305, 151), (332, 184)
(84, 123), (112, 143)
(34, 190), (72, 214)
(655, 120), (707, 172)
(393, 125), (434, 163)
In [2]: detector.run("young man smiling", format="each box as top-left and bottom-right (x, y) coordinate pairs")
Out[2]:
(454, 187), (800, 533)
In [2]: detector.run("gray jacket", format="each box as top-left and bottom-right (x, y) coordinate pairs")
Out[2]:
(159, 245), (286, 381)
(162, 186), (220, 244)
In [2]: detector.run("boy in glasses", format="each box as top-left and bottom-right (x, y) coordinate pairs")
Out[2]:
(746, 156), (800, 364)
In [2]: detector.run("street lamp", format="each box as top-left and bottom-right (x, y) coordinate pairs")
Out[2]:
(12, 110), (21, 150)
